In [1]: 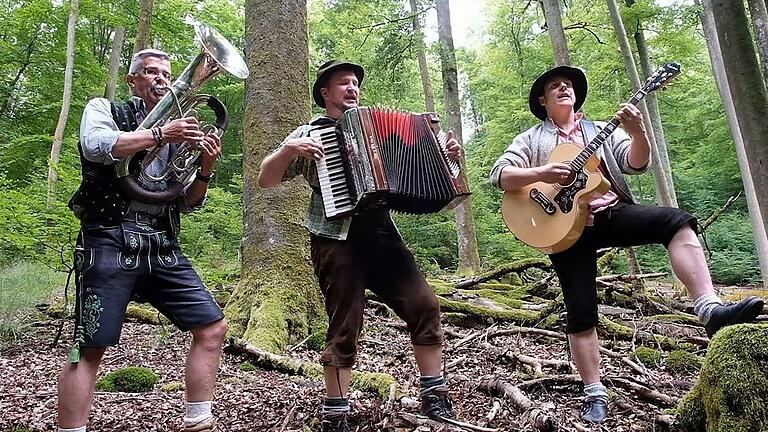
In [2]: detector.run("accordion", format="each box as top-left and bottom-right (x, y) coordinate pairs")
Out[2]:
(310, 107), (471, 220)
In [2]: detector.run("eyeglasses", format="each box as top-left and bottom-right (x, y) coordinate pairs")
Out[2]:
(140, 67), (173, 81)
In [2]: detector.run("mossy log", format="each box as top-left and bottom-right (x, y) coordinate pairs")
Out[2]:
(125, 303), (168, 325)
(437, 296), (539, 325)
(226, 337), (397, 398)
(454, 257), (550, 290)
(480, 377), (557, 431)
(598, 314), (691, 351)
(676, 324), (768, 432)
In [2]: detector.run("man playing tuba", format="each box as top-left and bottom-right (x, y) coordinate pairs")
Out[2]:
(57, 48), (226, 432)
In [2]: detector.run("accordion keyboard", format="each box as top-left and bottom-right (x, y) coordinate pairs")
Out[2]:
(310, 125), (354, 219)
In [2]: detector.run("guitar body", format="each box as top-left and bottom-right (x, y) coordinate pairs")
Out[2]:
(501, 142), (611, 254)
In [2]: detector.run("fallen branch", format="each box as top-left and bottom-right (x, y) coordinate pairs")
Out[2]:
(701, 190), (742, 231)
(480, 377), (557, 432)
(393, 412), (499, 432)
(455, 258), (550, 290)
(605, 376), (679, 406)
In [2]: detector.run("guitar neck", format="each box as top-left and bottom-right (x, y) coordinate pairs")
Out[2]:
(570, 89), (648, 171)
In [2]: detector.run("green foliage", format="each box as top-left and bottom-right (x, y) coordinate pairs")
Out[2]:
(667, 349), (701, 374)
(677, 324), (768, 431)
(305, 330), (327, 352)
(634, 346), (662, 366)
(238, 361), (257, 372)
(96, 366), (159, 393)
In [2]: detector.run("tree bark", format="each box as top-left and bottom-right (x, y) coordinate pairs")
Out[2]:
(748, 0), (768, 93)
(542, 0), (570, 66)
(133, 0), (154, 53)
(436, 0), (482, 275)
(224, 0), (325, 352)
(409, 0), (435, 112)
(47, 0), (79, 207)
(104, 26), (125, 100)
(626, 0), (678, 206)
(698, 0), (768, 284)
(605, 0), (676, 208)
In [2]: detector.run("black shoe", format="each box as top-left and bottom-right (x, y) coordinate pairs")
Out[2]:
(705, 296), (764, 338)
(420, 388), (457, 421)
(580, 397), (608, 423)
(321, 414), (350, 432)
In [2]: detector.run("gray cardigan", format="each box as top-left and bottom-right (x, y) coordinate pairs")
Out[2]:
(489, 119), (648, 203)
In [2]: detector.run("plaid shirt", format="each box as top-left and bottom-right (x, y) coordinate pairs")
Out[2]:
(280, 115), (353, 240)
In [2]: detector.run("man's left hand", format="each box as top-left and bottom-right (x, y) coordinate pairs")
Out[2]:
(198, 133), (222, 175)
(446, 130), (463, 161)
(616, 103), (646, 137)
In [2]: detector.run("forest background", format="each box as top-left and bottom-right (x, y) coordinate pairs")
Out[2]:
(0, 0), (762, 300)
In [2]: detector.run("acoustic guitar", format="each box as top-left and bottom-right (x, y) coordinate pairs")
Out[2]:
(501, 62), (681, 254)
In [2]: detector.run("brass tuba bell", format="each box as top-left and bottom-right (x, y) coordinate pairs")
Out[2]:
(115, 22), (249, 204)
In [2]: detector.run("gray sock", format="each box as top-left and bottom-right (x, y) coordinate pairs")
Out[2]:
(584, 382), (609, 401)
(693, 293), (724, 325)
(58, 428), (86, 432)
(323, 396), (350, 417)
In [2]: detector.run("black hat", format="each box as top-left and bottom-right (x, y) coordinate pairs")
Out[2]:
(528, 65), (588, 120)
(312, 60), (365, 108)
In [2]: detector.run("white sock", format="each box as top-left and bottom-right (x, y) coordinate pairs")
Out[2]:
(584, 382), (609, 401)
(184, 401), (213, 426)
(693, 293), (724, 325)
(59, 427), (86, 432)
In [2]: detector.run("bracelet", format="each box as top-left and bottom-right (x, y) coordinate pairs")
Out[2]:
(150, 127), (163, 146)
(195, 170), (213, 184)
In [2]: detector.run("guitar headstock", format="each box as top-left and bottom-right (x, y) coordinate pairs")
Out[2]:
(642, 62), (681, 93)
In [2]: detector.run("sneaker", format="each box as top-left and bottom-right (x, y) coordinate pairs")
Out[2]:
(321, 413), (350, 432)
(580, 397), (608, 423)
(181, 417), (215, 432)
(705, 296), (764, 338)
(420, 388), (457, 421)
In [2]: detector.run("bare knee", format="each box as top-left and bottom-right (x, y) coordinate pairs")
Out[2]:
(191, 318), (228, 348)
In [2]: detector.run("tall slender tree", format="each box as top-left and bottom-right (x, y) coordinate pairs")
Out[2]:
(47, 0), (80, 206)
(541, 0), (570, 66)
(626, 0), (678, 206)
(436, 0), (481, 275)
(748, 0), (768, 92)
(225, 0), (324, 351)
(409, 0), (436, 113)
(104, 26), (125, 99)
(699, 0), (768, 283)
(133, 0), (154, 53)
(606, 0), (676, 208)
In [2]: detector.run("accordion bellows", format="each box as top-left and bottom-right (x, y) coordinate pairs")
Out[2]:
(311, 107), (471, 220)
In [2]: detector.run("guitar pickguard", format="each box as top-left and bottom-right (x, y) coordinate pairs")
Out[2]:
(553, 171), (589, 213)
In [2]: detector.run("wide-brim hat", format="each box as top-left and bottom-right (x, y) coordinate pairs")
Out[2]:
(312, 60), (365, 108)
(528, 65), (588, 120)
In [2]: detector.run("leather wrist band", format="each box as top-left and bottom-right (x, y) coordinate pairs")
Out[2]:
(195, 170), (213, 184)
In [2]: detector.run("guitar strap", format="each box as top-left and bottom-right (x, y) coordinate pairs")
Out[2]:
(581, 119), (597, 147)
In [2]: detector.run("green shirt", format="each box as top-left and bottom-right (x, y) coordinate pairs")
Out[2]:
(280, 115), (353, 240)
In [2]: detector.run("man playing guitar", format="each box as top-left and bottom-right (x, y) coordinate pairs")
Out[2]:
(489, 65), (764, 424)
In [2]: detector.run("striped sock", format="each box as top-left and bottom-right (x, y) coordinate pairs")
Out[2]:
(322, 396), (350, 417)
(583, 382), (609, 401)
(420, 375), (447, 396)
(693, 293), (724, 325)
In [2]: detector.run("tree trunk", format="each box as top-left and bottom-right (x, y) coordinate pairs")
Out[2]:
(748, 0), (768, 93)
(104, 26), (125, 100)
(542, 0), (570, 66)
(409, 0), (435, 112)
(626, 0), (678, 207)
(47, 0), (79, 207)
(224, 0), (325, 352)
(605, 0), (676, 208)
(699, 0), (768, 284)
(435, 0), (482, 275)
(133, 0), (154, 53)
(707, 0), (768, 247)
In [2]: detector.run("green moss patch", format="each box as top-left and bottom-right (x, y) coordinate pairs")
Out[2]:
(667, 350), (701, 374)
(96, 367), (158, 393)
(634, 346), (662, 366)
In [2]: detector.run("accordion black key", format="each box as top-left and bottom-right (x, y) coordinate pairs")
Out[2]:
(310, 107), (471, 220)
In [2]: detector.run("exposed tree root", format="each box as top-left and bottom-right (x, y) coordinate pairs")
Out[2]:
(479, 377), (557, 432)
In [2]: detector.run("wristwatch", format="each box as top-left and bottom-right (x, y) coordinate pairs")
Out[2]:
(195, 170), (213, 184)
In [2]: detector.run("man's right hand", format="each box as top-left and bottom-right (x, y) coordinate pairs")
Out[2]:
(282, 137), (324, 161)
(537, 162), (572, 184)
(160, 117), (205, 144)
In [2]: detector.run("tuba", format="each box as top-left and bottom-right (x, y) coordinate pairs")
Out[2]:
(115, 22), (249, 204)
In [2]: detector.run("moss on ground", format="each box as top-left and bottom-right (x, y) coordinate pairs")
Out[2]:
(666, 350), (701, 374)
(676, 324), (768, 431)
(96, 366), (158, 392)
(644, 314), (700, 326)
(598, 315), (686, 351)
(437, 296), (538, 324)
(634, 346), (662, 366)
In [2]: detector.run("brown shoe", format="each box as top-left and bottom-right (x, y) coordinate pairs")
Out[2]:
(181, 418), (215, 432)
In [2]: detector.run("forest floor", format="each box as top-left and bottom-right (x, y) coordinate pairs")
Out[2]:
(1, 281), (741, 432)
